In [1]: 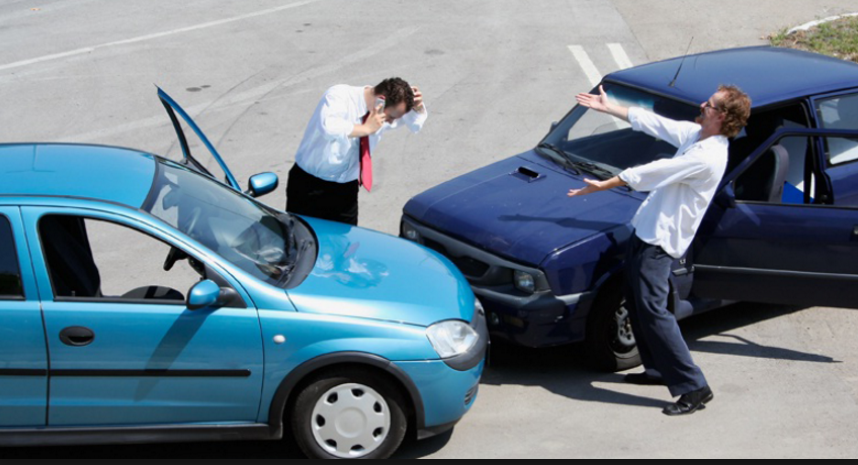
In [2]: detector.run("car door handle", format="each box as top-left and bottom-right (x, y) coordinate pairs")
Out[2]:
(59, 327), (95, 347)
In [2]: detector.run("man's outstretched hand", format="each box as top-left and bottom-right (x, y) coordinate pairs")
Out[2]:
(567, 179), (605, 197)
(568, 176), (628, 198)
(576, 85), (610, 113)
(575, 85), (629, 121)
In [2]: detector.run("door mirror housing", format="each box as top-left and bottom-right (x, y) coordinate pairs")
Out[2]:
(246, 172), (279, 198)
(187, 280), (240, 310)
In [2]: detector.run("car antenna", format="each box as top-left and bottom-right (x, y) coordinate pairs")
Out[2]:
(669, 37), (695, 88)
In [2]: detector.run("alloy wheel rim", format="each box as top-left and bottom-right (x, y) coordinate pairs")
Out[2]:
(612, 304), (637, 353)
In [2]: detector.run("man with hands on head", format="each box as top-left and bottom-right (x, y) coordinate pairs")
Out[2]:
(569, 84), (751, 416)
(287, 78), (428, 226)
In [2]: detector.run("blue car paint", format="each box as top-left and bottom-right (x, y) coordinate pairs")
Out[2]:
(0, 207), (48, 427)
(395, 359), (484, 428)
(0, 144), (156, 208)
(289, 217), (475, 326)
(0, 89), (485, 446)
(403, 47), (858, 350)
(0, 154), (483, 435)
(20, 204), (266, 427)
(608, 46), (858, 109)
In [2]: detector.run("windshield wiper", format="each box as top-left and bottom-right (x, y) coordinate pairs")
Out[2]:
(536, 142), (567, 159)
(567, 160), (615, 180)
(536, 143), (581, 175)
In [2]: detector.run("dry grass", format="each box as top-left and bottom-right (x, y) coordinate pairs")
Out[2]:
(769, 16), (858, 63)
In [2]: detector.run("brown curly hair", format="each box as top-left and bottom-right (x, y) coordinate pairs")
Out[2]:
(717, 85), (752, 138)
(374, 78), (415, 113)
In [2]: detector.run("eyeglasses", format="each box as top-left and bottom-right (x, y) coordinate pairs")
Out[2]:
(702, 101), (723, 112)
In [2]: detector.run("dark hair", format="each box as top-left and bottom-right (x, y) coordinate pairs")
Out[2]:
(374, 78), (415, 112)
(718, 85), (752, 138)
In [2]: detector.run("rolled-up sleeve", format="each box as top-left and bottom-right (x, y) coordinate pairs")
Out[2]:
(319, 89), (356, 142)
(620, 156), (710, 193)
(401, 103), (429, 134)
(628, 107), (701, 149)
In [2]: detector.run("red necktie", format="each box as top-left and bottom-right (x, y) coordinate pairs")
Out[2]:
(359, 113), (373, 192)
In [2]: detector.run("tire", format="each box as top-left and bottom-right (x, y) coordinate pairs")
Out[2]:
(290, 367), (408, 460)
(583, 279), (642, 372)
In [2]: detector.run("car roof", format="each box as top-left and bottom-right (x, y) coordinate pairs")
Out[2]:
(0, 143), (157, 208)
(606, 46), (858, 109)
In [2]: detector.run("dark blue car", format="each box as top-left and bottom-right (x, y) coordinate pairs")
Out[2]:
(401, 46), (858, 371)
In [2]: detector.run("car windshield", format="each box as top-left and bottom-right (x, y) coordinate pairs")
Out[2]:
(539, 83), (699, 178)
(144, 159), (299, 286)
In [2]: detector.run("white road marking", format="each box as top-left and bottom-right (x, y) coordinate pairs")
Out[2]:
(0, 0), (321, 73)
(568, 45), (603, 88)
(64, 26), (421, 144)
(608, 43), (634, 70)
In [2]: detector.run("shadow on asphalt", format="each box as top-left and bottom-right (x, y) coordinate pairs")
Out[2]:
(481, 302), (840, 409)
(0, 429), (452, 460)
(0, 303), (838, 459)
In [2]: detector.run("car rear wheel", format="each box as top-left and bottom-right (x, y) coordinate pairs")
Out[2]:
(584, 279), (642, 372)
(291, 368), (408, 460)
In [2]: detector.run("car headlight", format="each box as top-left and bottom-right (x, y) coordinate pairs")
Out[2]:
(401, 222), (423, 243)
(514, 270), (536, 294)
(427, 320), (479, 359)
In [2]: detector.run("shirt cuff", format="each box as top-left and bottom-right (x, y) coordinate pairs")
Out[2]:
(627, 107), (645, 132)
(619, 169), (641, 190)
(404, 104), (428, 133)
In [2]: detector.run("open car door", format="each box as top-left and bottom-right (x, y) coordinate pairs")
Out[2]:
(158, 88), (242, 192)
(691, 127), (858, 309)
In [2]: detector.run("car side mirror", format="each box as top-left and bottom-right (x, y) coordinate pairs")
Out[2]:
(715, 185), (737, 209)
(187, 280), (240, 311)
(246, 172), (279, 198)
(550, 121), (559, 132)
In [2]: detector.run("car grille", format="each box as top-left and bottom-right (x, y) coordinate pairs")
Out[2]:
(465, 384), (480, 406)
(423, 238), (490, 278)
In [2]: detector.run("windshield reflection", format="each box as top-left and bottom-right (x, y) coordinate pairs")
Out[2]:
(539, 83), (699, 175)
(313, 237), (388, 289)
(144, 160), (297, 285)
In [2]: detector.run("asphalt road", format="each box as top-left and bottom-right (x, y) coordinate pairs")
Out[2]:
(2, 0), (858, 459)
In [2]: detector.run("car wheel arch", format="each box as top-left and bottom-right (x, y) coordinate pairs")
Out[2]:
(267, 352), (426, 438)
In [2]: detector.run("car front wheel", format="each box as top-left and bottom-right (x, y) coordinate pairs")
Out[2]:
(584, 279), (642, 372)
(291, 368), (408, 460)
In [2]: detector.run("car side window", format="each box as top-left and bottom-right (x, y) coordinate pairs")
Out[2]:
(39, 215), (206, 304)
(734, 135), (816, 205)
(0, 215), (24, 299)
(817, 94), (858, 166)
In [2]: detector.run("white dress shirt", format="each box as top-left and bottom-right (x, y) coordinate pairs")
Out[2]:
(294, 85), (428, 184)
(618, 107), (729, 259)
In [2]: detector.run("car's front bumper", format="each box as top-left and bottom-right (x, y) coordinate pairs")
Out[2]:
(401, 217), (596, 348)
(473, 286), (594, 348)
(394, 358), (484, 439)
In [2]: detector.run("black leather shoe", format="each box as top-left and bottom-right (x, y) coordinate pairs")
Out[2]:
(624, 373), (667, 386)
(663, 386), (714, 416)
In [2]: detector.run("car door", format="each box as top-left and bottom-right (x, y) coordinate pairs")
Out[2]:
(691, 128), (858, 309)
(0, 207), (48, 427)
(22, 206), (264, 427)
(812, 90), (858, 206)
(158, 88), (242, 192)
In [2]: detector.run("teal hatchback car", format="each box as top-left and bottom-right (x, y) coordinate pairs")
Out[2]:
(0, 89), (486, 460)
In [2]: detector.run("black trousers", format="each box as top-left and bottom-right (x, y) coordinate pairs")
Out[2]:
(286, 164), (360, 226)
(625, 234), (708, 397)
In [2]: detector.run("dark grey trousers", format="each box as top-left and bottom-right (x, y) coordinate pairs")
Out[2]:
(625, 234), (708, 397)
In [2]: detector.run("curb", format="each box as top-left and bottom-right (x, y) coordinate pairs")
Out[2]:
(787, 12), (858, 35)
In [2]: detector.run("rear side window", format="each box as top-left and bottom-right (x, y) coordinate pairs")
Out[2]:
(817, 93), (858, 166)
(0, 215), (24, 299)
